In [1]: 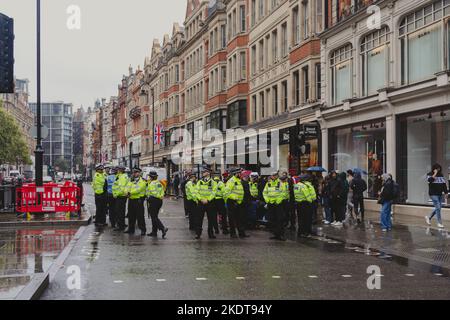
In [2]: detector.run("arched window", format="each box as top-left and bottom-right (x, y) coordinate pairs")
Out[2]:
(399, 0), (450, 84)
(361, 26), (390, 96)
(330, 43), (353, 105)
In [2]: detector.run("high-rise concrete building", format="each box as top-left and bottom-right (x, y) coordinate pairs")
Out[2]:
(30, 102), (74, 172)
(0, 78), (36, 174)
(72, 108), (85, 174)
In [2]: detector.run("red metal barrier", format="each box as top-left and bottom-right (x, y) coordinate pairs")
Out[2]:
(16, 181), (81, 213)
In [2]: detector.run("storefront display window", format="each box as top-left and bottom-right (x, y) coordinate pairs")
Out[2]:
(398, 108), (450, 205)
(330, 121), (386, 198)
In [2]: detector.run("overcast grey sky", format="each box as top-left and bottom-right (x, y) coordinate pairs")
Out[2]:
(0, 0), (186, 110)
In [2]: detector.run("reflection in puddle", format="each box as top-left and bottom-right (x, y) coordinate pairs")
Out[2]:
(0, 228), (77, 299)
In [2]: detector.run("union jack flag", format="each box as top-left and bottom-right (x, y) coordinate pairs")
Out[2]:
(154, 124), (165, 145)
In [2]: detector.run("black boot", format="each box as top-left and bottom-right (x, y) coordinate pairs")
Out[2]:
(208, 229), (216, 239)
(162, 228), (168, 239)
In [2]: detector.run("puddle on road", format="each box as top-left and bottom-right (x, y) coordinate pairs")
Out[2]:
(0, 227), (77, 299)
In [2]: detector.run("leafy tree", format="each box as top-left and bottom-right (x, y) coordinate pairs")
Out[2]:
(0, 100), (32, 166)
(54, 157), (70, 173)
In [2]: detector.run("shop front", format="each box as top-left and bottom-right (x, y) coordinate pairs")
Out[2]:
(329, 119), (386, 199)
(287, 123), (321, 175)
(398, 106), (450, 206)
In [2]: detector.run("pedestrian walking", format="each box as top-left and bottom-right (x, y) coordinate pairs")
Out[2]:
(124, 168), (147, 236)
(106, 167), (117, 228)
(263, 171), (287, 241)
(350, 172), (367, 223)
(112, 166), (129, 231)
(147, 171), (168, 238)
(425, 164), (448, 229)
(195, 167), (217, 239)
(92, 164), (108, 227)
(185, 173), (199, 230)
(224, 168), (249, 239)
(213, 175), (229, 234)
(378, 173), (395, 232)
(294, 175), (316, 237)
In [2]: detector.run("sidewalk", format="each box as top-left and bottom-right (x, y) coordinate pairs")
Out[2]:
(312, 211), (450, 273)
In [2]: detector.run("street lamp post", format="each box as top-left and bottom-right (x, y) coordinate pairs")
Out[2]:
(151, 88), (155, 166)
(34, 0), (44, 187)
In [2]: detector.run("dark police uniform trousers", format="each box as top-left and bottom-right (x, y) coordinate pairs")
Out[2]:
(148, 197), (166, 233)
(196, 202), (217, 237)
(186, 199), (197, 230)
(214, 199), (228, 232)
(267, 203), (285, 238)
(115, 197), (128, 230)
(94, 193), (107, 225)
(107, 193), (116, 227)
(297, 202), (313, 236)
(128, 198), (146, 233)
(227, 200), (247, 237)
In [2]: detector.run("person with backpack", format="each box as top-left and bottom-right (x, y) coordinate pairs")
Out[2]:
(350, 172), (367, 224)
(378, 173), (396, 232)
(425, 164), (448, 229)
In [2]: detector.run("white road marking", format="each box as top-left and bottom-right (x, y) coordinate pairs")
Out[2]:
(434, 273), (443, 277)
(405, 274), (415, 277)
(156, 279), (167, 282)
(113, 280), (123, 284)
(272, 276), (281, 279)
(236, 277), (245, 280)
(341, 275), (352, 278)
(308, 275), (318, 279)
(196, 278), (208, 281)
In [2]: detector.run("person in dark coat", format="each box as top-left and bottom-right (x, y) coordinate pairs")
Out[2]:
(329, 171), (348, 226)
(181, 172), (190, 218)
(173, 174), (180, 199)
(321, 174), (333, 224)
(350, 172), (367, 223)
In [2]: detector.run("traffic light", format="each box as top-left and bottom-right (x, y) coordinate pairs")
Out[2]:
(0, 13), (14, 94)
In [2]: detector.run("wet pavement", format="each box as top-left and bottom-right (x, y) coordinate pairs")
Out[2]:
(0, 211), (90, 227)
(315, 215), (450, 274)
(0, 226), (78, 299)
(39, 185), (450, 300)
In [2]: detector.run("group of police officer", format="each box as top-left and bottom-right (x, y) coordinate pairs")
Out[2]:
(92, 164), (168, 238)
(183, 167), (317, 241)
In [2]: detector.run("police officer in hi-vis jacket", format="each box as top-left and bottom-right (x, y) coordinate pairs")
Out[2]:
(112, 165), (129, 231)
(263, 171), (289, 241)
(147, 171), (168, 239)
(195, 166), (217, 240)
(92, 164), (108, 227)
(294, 175), (317, 237)
(124, 168), (147, 236)
(224, 168), (249, 239)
